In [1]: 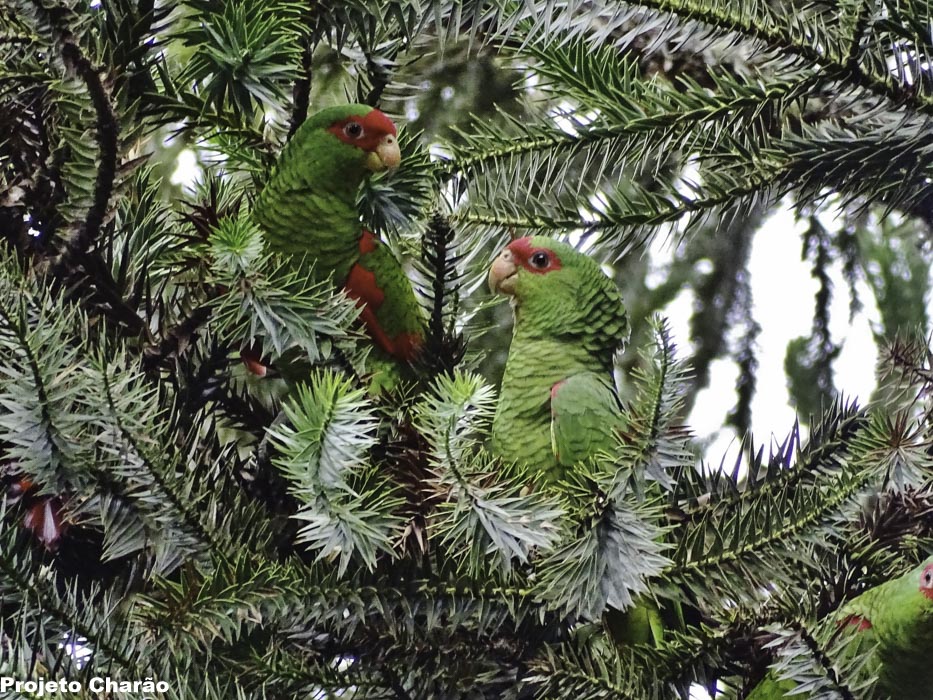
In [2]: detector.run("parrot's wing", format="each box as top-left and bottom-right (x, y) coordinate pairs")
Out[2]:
(835, 585), (881, 632)
(550, 371), (623, 467)
(344, 231), (425, 363)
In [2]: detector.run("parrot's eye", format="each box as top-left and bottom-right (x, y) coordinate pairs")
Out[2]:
(344, 122), (364, 138)
(530, 251), (550, 269)
(922, 566), (933, 588)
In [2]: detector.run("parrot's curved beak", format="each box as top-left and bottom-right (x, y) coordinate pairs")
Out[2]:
(364, 133), (401, 172)
(488, 247), (518, 295)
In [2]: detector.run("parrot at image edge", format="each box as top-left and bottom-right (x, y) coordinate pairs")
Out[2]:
(251, 104), (425, 381)
(488, 236), (669, 645)
(746, 557), (933, 700)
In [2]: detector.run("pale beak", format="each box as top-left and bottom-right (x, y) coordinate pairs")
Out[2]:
(488, 247), (518, 295)
(364, 133), (401, 172)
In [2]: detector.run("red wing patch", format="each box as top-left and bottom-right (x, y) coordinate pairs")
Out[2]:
(345, 262), (386, 310)
(359, 229), (378, 254)
(839, 614), (873, 632)
(344, 233), (422, 362)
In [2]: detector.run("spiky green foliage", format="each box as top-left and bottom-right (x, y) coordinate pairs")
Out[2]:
(415, 370), (563, 576)
(207, 216), (363, 364)
(3, 0), (933, 697)
(269, 371), (404, 574)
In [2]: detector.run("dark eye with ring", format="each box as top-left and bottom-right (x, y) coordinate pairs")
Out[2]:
(530, 251), (549, 268)
(344, 122), (363, 138)
(925, 570), (933, 586)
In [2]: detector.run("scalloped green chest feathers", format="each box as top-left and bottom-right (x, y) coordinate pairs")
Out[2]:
(490, 237), (628, 482)
(493, 335), (613, 481)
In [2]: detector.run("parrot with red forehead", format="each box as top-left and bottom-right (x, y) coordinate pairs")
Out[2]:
(488, 236), (629, 484)
(488, 236), (683, 647)
(747, 557), (933, 699)
(252, 104), (424, 379)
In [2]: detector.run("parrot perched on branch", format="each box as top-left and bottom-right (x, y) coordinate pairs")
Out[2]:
(251, 104), (425, 380)
(488, 236), (675, 643)
(488, 236), (629, 484)
(747, 557), (933, 700)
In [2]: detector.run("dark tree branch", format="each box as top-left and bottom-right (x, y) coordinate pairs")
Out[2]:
(844, 0), (873, 66)
(288, 39), (313, 138)
(383, 667), (413, 700)
(360, 37), (406, 108)
(790, 621), (857, 700)
(682, 206), (764, 415)
(58, 39), (118, 260)
(363, 51), (390, 107)
(632, 0), (933, 115)
(31, 18), (151, 340)
(416, 212), (466, 379)
(425, 213), (452, 344)
(142, 305), (213, 372)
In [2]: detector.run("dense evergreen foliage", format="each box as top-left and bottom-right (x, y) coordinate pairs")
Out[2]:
(2, 0), (933, 697)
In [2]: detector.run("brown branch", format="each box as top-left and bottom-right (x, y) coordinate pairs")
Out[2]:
(363, 51), (389, 107)
(37, 18), (151, 340)
(75, 253), (151, 338)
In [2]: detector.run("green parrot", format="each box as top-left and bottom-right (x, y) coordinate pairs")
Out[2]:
(747, 557), (933, 699)
(251, 104), (425, 380)
(488, 236), (676, 643)
(488, 236), (629, 485)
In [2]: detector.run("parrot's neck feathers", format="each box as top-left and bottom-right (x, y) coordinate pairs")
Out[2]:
(506, 331), (610, 376)
(513, 319), (620, 373)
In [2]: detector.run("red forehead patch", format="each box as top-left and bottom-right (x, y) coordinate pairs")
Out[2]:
(327, 108), (397, 152)
(507, 237), (563, 275)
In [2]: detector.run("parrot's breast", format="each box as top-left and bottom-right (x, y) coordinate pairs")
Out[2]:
(254, 180), (362, 283)
(492, 334), (605, 481)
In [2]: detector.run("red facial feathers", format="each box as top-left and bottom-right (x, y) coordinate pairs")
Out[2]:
(327, 109), (398, 152)
(920, 562), (933, 601)
(507, 237), (563, 275)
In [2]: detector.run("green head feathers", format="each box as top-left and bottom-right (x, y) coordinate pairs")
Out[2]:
(269, 103), (400, 188)
(488, 236), (628, 368)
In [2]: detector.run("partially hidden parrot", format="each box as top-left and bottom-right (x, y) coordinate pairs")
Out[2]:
(488, 236), (674, 644)
(488, 236), (629, 484)
(251, 104), (425, 384)
(747, 557), (933, 700)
